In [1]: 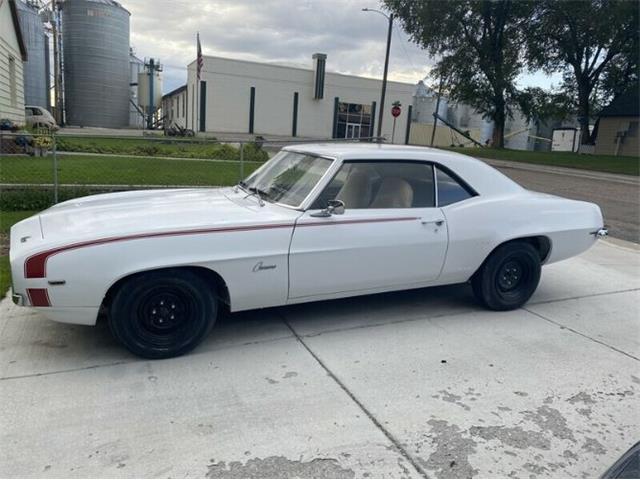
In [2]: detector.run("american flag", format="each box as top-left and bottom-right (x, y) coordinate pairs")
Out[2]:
(197, 33), (204, 80)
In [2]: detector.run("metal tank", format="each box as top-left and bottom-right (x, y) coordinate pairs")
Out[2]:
(61, 0), (130, 128)
(16, 0), (49, 108)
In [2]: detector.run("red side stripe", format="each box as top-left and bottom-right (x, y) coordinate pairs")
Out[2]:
(27, 288), (51, 307)
(24, 217), (419, 279)
(24, 223), (294, 279)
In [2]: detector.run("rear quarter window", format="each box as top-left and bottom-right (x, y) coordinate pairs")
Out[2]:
(436, 167), (475, 206)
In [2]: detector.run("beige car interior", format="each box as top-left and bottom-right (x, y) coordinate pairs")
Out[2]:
(336, 167), (415, 209)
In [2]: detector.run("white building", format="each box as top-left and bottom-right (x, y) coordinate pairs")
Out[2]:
(0, 0), (27, 125)
(162, 84), (187, 129)
(164, 53), (415, 142)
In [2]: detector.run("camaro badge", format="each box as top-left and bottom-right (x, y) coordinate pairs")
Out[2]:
(253, 261), (277, 273)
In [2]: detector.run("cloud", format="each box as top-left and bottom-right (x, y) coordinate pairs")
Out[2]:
(125, 0), (431, 93)
(125, 0), (555, 93)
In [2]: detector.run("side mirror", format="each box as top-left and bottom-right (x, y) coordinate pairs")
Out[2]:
(310, 199), (345, 217)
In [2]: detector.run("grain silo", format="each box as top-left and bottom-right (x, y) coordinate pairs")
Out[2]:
(16, 0), (49, 109)
(60, 0), (130, 127)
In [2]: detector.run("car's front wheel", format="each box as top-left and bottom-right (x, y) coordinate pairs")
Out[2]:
(109, 269), (217, 359)
(471, 241), (541, 311)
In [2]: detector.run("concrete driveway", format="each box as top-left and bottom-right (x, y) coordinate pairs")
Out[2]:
(1, 239), (638, 478)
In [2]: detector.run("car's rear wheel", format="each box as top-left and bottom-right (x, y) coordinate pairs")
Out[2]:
(109, 269), (217, 359)
(471, 241), (541, 311)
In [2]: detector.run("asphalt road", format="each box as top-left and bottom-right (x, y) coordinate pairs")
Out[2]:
(487, 160), (640, 243)
(1, 239), (638, 478)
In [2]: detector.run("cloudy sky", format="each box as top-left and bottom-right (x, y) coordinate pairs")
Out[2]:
(126, 0), (556, 94)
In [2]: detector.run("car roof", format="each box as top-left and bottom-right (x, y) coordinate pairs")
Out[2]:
(283, 143), (523, 197)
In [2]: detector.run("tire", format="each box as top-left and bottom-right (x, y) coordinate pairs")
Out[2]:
(109, 269), (217, 359)
(471, 241), (541, 311)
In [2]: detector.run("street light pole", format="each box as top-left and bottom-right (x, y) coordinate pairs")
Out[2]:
(363, 9), (393, 142)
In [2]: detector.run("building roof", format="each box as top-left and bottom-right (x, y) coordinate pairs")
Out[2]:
(599, 89), (639, 118)
(8, 0), (28, 61)
(162, 84), (187, 99)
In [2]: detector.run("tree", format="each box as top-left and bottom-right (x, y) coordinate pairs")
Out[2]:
(384, 0), (534, 147)
(526, 0), (639, 144)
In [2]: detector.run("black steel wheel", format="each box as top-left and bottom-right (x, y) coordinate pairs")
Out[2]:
(109, 269), (217, 359)
(471, 241), (541, 311)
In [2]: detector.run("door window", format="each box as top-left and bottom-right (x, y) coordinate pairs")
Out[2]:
(313, 161), (435, 209)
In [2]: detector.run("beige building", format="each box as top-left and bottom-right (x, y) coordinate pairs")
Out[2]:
(595, 90), (639, 157)
(0, 0), (27, 125)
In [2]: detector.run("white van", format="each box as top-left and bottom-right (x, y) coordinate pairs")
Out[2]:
(25, 106), (58, 130)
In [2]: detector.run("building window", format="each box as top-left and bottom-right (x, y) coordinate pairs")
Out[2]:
(182, 93), (186, 117)
(336, 102), (372, 139)
(9, 56), (17, 108)
(176, 96), (180, 117)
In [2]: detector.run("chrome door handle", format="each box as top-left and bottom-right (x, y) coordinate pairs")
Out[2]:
(421, 219), (445, 226)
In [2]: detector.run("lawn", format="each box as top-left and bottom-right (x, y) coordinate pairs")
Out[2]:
(0, 154), (262, 186)
(447, 147), (639, 176)
(0, 210), (38, 298)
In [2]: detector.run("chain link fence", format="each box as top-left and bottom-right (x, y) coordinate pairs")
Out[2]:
(0, 131), (382, 212)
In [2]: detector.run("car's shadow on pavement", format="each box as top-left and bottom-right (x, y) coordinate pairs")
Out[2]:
(0, 283), (479, 378)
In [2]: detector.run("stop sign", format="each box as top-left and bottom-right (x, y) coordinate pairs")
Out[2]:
(391, 105), (402, 117)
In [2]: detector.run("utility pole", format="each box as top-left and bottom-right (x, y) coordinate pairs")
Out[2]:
(363, 9), (393, 142)
(430, 75), (445, 147)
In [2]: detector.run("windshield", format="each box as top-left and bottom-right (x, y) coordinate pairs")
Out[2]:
(241, 150), (333, 207)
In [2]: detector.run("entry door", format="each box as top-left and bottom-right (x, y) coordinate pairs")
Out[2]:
(345, 123), (361, 139)
(288, 160), (448, 300)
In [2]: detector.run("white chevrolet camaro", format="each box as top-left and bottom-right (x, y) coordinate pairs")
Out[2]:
(10, 144), (607, 358)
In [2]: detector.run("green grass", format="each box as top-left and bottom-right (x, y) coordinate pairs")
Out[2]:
(0, 210), (38, 298)
(447, 147), (639, 176)
(0, 154), (261, 186)
(55, 135), (269, 162)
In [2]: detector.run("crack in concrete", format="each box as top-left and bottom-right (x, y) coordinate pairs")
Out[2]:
(278, 312), (428, 479)
(527, 287), (640, 307)
(524, 308), (640, 362)
(0, 334), (296, 382)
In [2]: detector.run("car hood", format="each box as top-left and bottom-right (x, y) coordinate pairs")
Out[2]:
(39, 188), (299, 243)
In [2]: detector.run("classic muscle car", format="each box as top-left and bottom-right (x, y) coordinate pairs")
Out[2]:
(10, 144), (607, 358)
